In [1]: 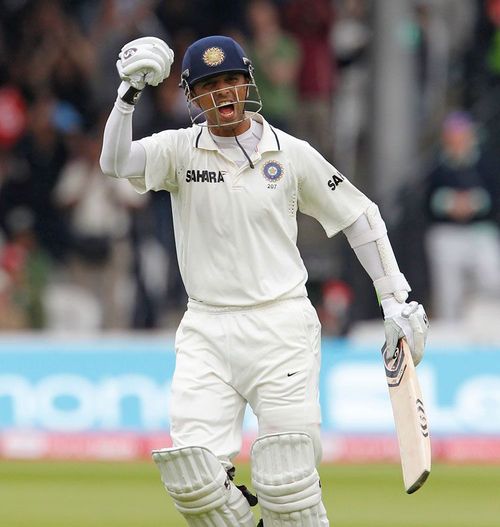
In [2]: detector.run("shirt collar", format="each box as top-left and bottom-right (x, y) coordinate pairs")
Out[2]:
(192, 113), (281, 153)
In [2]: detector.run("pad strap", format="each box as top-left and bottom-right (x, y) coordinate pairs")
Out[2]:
(346, 223), (387, 248)
(344, 203), (387, 248)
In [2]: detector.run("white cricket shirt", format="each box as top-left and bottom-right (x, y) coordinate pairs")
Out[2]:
(132, 114), (372, 306)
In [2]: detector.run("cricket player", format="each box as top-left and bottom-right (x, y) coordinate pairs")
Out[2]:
(100, 35), (429, 527)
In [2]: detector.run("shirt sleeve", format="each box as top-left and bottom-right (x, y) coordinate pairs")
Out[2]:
(130, 130), (180, 193)
(297, 141), (372, 237)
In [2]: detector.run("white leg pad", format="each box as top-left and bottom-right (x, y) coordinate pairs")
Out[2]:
(152, 446), (254, 527)
(251, 433), (329, 526)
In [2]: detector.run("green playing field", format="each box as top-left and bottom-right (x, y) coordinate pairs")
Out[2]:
(0, 460), (499, 526)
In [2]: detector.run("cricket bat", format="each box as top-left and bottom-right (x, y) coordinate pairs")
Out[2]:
(382, 337), (431, 493)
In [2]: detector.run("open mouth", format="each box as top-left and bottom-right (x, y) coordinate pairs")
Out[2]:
(217, 101), (235, 118)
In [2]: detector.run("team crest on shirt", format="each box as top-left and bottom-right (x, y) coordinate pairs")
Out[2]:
(203, 47), (225, 67)
(262, 160), (284, 182)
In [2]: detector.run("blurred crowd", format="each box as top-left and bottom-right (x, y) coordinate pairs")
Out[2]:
(0, 0), (499, 333)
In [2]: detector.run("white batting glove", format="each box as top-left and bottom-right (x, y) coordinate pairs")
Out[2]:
(381, 299), (429, 366)
(116, 36), (174, 90)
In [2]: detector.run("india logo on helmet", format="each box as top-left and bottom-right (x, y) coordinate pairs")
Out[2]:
(202, 47), (225, 67)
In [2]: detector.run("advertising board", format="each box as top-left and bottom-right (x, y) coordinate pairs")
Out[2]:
(1, 335), (499, 461)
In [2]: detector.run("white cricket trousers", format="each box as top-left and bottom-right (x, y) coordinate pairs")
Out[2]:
(169, 296), (323, 468)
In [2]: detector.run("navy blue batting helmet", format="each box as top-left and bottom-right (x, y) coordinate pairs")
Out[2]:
(180, 35), (252, 89)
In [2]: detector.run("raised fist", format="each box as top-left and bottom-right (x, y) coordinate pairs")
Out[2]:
(116, 36), (174, 90)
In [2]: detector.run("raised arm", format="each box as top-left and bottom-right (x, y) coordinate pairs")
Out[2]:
(99, 37), (174, 179)
(100, 91), (146, 179)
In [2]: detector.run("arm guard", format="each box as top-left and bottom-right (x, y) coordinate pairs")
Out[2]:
(343, 203), (410, 303)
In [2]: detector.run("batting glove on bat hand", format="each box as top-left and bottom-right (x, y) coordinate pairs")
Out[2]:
(382, 299), (429, 366)
(116, 36), (174, 95)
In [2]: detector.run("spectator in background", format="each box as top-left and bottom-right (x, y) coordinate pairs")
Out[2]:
(330, 0), (370, 181)
(412, 1), (452, 131)
(10, 0), (95, 122)
(0, 207), (51, 330)
(0, 86), (27, 151)
(317, 278), (354, 336)
(246, 0), (301, 133)
(413, 0), (477, 120)
(284, 0), (335, 157)
(424, 111), (500, 321)
(54, 131), (146, 329)
(465, 0), (500, 155)
(11, 94), (70, 261)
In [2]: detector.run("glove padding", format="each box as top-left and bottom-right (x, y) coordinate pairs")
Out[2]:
(116, 36), (174, 90)
(382, 300), (429, 366)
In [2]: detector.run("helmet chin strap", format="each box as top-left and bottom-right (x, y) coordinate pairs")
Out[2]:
(219, 86), (254, 168)
(233, 130), (254, 169)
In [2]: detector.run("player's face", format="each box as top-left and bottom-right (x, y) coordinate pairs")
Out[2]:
(191, 73), (250, 136)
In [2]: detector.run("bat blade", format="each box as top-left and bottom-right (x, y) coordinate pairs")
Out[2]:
(382, 338), (431, 493)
